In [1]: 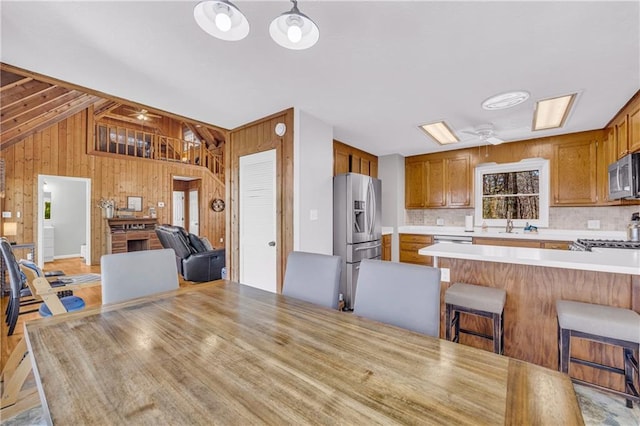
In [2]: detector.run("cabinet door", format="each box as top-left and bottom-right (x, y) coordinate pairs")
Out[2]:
(382, 234), (391, 261)
(616, 114), (629, 159)
(629, 106), (640, 153)
(447, 155), (471, 207)
(360, 158), (371, 176)
(552, 139), (597, 205)
(370, 159), (378, 179)
(334, 147), (350, 176)
(425, 159), (446, 207)
(399, 234), (433, 265)
(405, 161), (426, 208)
(350, 154), (361, 174)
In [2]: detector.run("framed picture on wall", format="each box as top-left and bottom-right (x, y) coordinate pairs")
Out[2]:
(127, 196), (143, 212)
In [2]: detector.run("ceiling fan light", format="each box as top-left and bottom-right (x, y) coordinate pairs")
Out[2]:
(532, 93), (576, 131)
(194, 0), (249, 41)
(419, 121), (459, 145)
(270, 1), (319, 50)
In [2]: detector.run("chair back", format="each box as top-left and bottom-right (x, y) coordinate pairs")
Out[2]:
(0, 238), (23, 301)
(282, 251), (342, 309)
(353, 259), (441, 336)
(101, 248), (179, 305)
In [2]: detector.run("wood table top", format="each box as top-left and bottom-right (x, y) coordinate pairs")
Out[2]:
(25, 281), (584, 425)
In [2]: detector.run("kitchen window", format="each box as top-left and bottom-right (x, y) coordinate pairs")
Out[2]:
(474, 158), (549, 228)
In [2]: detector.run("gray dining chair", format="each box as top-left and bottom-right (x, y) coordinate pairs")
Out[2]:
(353, 259), (441, 336)
(282, 251), (342, 310)
(101, 249), (179, 305)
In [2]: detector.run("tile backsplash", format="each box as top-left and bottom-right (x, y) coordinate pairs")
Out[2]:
(405, 205), (639, 232)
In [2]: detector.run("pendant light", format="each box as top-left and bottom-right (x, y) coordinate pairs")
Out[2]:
(194, 0), (250, 41)
(269, 0), (319, 50)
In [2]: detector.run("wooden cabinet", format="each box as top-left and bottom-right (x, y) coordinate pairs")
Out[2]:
(473, 237), (541, 248)
(615, 114), (629, 159)
(629, 105), (640, 153)
(472, 237), (569, 250)
(552, 138), (598, 205)
(405, 153), (471, 209)
(405, 160), (427, 208)
(399, 234), (433, 266)
(447, 155), (472, 207)
(541, 241), (570, 250)
(333, 140), (378, 178)
(382, 234), (391, 261)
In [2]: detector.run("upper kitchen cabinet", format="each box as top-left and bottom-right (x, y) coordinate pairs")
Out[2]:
(333, 140), (378, 178)
(405, 152), (472, 209)
(614, 113), (629, 159)
(552, 136), (598, 205)
(629, 103), (640, 153)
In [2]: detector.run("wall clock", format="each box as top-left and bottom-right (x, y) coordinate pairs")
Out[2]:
(211, 198), (225, 212)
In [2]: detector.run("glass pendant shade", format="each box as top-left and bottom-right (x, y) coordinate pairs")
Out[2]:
(194, 0), (249, 41)
(269, 1), (319, 50)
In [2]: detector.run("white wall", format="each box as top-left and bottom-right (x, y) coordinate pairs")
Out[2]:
(47, 177), (86, 257)
(293, 109), (334, 254)
(378, 154), (405, 262)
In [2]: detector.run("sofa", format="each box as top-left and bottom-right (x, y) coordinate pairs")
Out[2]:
(155, 225), (225, 282)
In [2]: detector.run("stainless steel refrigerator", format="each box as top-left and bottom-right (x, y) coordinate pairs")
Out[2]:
(333, 173), (382, 310)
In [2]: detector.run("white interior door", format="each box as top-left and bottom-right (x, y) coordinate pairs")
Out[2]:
(189, 189), (199, 236)
(172, 191), (185, 228)
(239, 149), (277, 292)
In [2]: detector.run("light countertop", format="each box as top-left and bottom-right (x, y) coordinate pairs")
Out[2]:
(419, 243), (640, 275)
(399, 225), (627, 242)
(381, 227), (393, 235)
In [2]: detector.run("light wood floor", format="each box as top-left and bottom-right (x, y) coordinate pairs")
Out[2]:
(1, 257), (194, 371)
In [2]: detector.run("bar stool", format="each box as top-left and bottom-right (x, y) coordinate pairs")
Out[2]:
(445, 282), (506, 354)
(556, 300), (640, 408)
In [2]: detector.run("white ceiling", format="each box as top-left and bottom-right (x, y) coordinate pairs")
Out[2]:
(1, 1), (638, 156)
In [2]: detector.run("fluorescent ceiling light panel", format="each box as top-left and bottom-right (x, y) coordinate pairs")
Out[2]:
(532, 94), (576, 131)
(419, 121), (459, 145)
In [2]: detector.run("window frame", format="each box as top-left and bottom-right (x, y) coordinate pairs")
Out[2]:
(474, 158), (550, 228)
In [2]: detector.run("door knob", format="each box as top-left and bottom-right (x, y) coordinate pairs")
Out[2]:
(268, 241), (276, 247)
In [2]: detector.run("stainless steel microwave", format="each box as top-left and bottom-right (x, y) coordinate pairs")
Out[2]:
(608, 153), (640, 200)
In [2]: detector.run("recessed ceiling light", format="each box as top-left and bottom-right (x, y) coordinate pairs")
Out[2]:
(419, 121), (459, 145)
(481, 91), (530, 110)
(532, 93), (577, 131)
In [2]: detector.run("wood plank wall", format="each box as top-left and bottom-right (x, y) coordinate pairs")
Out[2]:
(228, 109), (294, 292)
(2, 109), (226, 265)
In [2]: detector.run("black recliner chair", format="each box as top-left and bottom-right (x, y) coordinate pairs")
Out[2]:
(155, 225), (225, 282)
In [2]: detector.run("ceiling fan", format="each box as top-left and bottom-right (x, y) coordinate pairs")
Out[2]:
(126, 108), (161, 121)
(462, 123), (505, 145)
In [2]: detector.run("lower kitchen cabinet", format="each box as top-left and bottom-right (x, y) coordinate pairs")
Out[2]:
(382, 234), (391, 261)
(472, 237), (570, 249)
(399, 234), (432, 266)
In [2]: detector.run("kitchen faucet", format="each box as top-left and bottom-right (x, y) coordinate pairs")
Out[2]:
(506, 219), (514, 233)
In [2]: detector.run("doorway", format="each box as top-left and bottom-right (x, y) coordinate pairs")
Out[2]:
(172, 176), (201, 234)
(37, 175), (91, 268)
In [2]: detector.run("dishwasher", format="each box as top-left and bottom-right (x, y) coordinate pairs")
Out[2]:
(433, 235), (473, 244)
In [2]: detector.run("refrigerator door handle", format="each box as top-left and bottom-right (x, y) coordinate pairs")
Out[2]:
(370, 179), (376, 235)
(355, 243), (382, 251)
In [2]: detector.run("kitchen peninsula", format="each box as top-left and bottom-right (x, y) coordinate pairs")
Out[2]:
(419, 243), (640, 392)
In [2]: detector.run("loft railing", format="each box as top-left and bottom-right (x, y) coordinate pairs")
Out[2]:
(94, 123), (224, 182)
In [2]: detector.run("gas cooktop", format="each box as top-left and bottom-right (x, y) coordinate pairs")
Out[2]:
(570, 239), (640, 251)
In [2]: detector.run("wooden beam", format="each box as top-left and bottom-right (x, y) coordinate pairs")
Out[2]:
(1, 80), (52, 109)
(2, 90), (91, 132)
(1, 94), (100, 150)
(0, 76), (33, 93)
(94, 101), (121, 120)
(1, 62), (230, 134)
(1, 86), (71, 126)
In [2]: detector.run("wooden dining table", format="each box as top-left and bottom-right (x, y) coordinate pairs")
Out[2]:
(24, 280), (584, 425)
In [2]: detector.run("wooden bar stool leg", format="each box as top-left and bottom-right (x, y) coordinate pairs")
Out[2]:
(453, 311), (460, 343)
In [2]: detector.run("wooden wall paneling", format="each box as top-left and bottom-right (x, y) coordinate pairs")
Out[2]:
(23, 135), (34, 240)
(228, 109), (293, 293)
